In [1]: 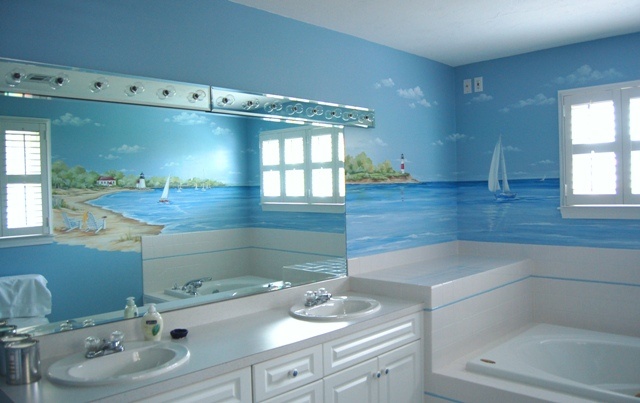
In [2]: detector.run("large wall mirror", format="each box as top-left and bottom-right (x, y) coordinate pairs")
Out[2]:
(0, 58), (374, 336)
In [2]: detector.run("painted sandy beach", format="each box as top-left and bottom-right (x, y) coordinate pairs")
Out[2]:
(53, 188), (163, 252)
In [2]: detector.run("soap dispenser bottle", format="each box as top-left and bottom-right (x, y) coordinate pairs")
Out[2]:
(142, 303), (163, 341)
(124, 297), (138, 318)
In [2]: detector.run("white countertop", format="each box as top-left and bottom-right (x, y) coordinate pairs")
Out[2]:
(0, 292), (423, 403)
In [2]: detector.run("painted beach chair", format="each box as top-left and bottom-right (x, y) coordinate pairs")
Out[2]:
(61, 212), (81, 232)
(85, 212), (106, 234)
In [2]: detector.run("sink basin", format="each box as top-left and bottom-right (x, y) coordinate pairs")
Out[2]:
(290, 296), (381, 321)
(47, 341), (189, 386)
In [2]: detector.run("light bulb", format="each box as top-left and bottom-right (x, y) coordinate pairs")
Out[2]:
(305, 105), (323, 117)
(5, 69), (26, 86)
(216, 94), (235, 107)
(156, 85), (176, 99)
(188, 89), (207, 103)
(90, 77), (109, 93)
(342, 111), (356, 121)
(126, 82), (145, 97)
(325, 108), (342, 119)
(49, 73), (70, 89)
(242, 98), (260, 110)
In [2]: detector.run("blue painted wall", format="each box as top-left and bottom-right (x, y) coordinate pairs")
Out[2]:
(455, 33), (640, 246)
(1, 1), (639, 320)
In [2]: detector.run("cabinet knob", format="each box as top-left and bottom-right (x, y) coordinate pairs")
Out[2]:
(384, 368), (389, 375)
(374, 371), (381, 379)
(289, 369), (299, 378)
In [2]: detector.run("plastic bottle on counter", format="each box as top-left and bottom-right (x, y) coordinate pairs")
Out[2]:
(124, 297), (138, 318)
(141, 304), (163, 341)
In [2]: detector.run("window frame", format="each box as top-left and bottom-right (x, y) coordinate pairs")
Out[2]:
(0, 116), (53, 247)
(259, 125), (345, 213)
(559, 80), (640, 219)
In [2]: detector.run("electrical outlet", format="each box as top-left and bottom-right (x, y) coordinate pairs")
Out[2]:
(474, 77), (483, 92)
(463, 79), (472, 94)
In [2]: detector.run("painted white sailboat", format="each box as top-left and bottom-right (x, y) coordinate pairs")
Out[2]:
(488, 137), (516, 201)
(159, 176), (171, 203)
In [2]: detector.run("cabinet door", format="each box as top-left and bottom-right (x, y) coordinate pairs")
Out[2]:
(378, 341), (422, 403)
(134, 367), (251, 403)
(323, 358), (378, 403)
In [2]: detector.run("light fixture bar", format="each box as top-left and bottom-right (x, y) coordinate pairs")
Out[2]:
(0, 58), (210, 111)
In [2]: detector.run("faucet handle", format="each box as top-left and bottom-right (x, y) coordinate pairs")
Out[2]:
(84, 336), (101, 352)
(305, 290), (316, 305)
(110, 330), (124, 343)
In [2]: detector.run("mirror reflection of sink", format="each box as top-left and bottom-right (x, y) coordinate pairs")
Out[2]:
(290, 296), (381, 321)
(47, 341), (189, 386)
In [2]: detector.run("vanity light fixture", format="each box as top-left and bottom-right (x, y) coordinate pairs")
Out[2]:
(156, 85), (176, 100)
(49, 73), (70, 90)
(90, 77), (109, 93)
(5, 69), (26, 86)
(215, 94), (235, 107)
(125, 82), (145, 97)
(210, 86), (375, 127)
(187, 89), (207, 103)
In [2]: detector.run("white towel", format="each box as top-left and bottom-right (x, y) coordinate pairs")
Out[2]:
(0, 274), (52, 319)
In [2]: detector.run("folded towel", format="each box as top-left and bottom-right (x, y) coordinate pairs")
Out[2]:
(0, 274), (52, 319)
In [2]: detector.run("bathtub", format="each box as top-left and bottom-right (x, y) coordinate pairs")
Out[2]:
(466, 324), (640, 402)
(164, 275), (280, 300)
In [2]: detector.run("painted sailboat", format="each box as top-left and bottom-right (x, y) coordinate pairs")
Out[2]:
(488, 137), (517, 201)
(159, 176), (171, 203)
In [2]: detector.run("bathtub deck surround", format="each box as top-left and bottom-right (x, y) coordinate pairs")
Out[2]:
(349, 240), (640, 402)
(0, 282), (423, 402)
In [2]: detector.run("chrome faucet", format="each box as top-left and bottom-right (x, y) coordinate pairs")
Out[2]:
(182, 277), (212, 295)
(84, 331), (125, 359)
(304, 288), (332, 307)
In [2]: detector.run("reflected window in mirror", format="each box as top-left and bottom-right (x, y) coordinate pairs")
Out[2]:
(0, 116), (52, 246)
(260, 126), (345, 213)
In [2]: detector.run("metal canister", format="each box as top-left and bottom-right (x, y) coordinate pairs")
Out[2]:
(0, 334), (31, 376)
(5, 339), (40, 385)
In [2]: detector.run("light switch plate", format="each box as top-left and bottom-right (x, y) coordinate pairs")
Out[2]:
(474, 77), (483, 92)
(463, 79), (472, 94)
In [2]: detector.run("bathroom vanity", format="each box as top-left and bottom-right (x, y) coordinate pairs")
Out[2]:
(0, 292), (423, 403)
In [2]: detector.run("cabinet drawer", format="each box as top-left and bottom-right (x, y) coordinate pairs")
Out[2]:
(253, 345), (323, 402)
(262, 379), (323, 403)
(323, 313), (421, 374)
(134, 367), (251, 403)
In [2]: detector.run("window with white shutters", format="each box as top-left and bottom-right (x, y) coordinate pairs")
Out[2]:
(0, 117), (52, 245)
(260, 126), (345, 213)
(559, 80), (640, 219)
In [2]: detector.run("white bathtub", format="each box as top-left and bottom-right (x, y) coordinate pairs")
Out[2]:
(466, 324), (640, 402)
(164, 275), (279, 299)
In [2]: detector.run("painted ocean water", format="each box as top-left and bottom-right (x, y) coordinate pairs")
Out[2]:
(346, 179), (640, 257)
(88, 186), (345, 234)
(89, 180), (640, 259)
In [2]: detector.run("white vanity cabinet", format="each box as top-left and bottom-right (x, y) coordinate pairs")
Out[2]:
(322, 313), (422, 403)
(323, 341), (421, 403)
(134, 367), (252, 403)
(253, 312), (422, 403)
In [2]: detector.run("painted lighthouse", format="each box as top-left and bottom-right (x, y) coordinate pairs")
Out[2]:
(136, 172), (146, 189)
